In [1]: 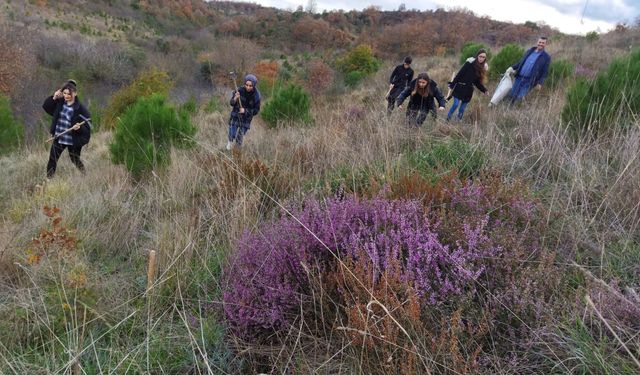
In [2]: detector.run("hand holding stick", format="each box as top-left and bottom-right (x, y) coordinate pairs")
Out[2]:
(46, 120), (86, 143)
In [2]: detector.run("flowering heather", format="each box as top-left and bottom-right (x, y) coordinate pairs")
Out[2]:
(222, 179), (545, 340)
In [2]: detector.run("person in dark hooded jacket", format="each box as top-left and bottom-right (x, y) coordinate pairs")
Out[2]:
(43, 80), (91, 178)
(227, 74), (261, 150)
(386, 56), (414, 114)
(396, 72), (446, 126)
(447, 49), (489, 121)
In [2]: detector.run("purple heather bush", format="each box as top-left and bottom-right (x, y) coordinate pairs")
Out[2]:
(222, 177), (548, 341)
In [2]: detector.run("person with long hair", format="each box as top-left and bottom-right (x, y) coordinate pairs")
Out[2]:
(446, 49), (489, 121)
(43, 80), (91, 178)
(396, 72), (446, 126)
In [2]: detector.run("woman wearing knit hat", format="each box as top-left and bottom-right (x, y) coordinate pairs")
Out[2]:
(227, 74), (261, 150)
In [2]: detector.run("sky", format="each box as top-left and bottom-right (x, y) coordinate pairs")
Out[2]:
(231, 0), (640, 35)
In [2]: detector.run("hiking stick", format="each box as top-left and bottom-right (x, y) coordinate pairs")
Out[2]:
(46, 120), (87, 143)
(229, 71), (244, 111)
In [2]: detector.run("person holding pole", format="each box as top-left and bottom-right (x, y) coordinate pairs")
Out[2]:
(43, 80), (91, 178)
(227, 73), (261, 150)
(386, 56), (414, 114)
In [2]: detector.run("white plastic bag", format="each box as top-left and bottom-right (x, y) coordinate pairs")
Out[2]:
(490, 69), (514, 105)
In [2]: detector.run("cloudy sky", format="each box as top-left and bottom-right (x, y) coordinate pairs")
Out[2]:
(233, 0), (639, 35)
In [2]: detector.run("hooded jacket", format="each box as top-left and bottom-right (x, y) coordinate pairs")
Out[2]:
(450, 59), (488, 103)
(43, 95), (91, 147)
(229, 74), (261, 126)
(396, 78), (446, 114)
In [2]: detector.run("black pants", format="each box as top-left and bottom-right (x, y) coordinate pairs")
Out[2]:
(47, 141), (85, 177)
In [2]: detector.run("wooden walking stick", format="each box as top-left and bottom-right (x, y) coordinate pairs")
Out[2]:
(229, 71), (244, 111)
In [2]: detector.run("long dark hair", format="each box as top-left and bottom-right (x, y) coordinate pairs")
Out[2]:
(474, 49), (488, 84)
(412, 72), (432, 97)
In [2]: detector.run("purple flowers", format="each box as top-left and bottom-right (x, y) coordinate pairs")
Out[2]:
(221, 178), (540, 340)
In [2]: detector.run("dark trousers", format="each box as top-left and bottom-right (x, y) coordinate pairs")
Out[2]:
(47, 141), (85, 177)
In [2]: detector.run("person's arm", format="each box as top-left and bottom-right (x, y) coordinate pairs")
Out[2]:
(247, 95), (261, 116)
(43, 90), (63, 116)
(536, 55), (551, 87)
(511, 48), (531, 72)
(433, 84), (446, 109)
(229, 89), (239, 107)
(451, 63), (468, 87)
(395, 80), (414, 106)
(407, 68), (414, 84)
(473, 71), (488, 94)
(389, 66), (400, 84)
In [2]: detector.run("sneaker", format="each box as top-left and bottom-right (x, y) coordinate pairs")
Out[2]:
(226, 141), (233, 150)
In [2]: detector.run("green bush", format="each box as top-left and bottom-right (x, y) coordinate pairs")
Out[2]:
(586, 31), (599, 43)
(336, 44), (381, 86)
(404, 138), (486, 180)
(546, 59), (575, 89)
(344, 71), (367, 87)
(490, 43), (524, 79)
(562, 49), (640, 137)
(459, 42), (490, 65)
(261, 84), (311, 128)
(0, 95), (23, 155)
(103, 68), (172, 129)
(109, 94), (196, 178)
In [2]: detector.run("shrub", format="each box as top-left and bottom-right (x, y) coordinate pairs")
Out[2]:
(0, 95), (23, 155)
(261, 84), (311, 128)
(459, 42), (490, 65)
(102, 68), (172, 129)
(545, 59), (575, 89)
(490, 43), (524, 79)
(404, 138), (487, 180)
(223, 174), (555, 343)
(304, 59), (334, 95)
(336, 44), (381, 86)
(253, 60), (279, 97)
(562, 49), (640, 137)
(586, 31), (599, 43)
(109, 94), (195, 178)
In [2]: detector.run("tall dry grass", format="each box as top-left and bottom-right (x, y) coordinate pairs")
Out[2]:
(1, 37), (639, 373)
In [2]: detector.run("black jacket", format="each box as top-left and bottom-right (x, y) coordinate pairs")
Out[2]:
(229, 86), (261, 125)
(450, 61), (487, 103)
(396, 79), (446, 113)
(43, 96), (91, 147)
(388, 64), (414, 98)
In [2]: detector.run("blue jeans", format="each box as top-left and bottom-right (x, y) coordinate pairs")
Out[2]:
(509, 76), (532, 104)
(228, 117), (249, 146)
(447, 97), (468, 120)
